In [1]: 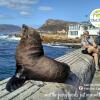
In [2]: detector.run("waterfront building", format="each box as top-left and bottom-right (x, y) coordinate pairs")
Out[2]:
(68, 22), (100, 38)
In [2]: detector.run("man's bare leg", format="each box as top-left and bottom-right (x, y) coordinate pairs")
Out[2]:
(92, 53), (100, 71)
(88, 47), (99, 54)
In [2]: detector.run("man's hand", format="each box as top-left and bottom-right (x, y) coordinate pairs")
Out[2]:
(93, 42), (97, 48)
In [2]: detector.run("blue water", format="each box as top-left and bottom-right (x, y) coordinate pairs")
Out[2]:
(0, 35), (75, 80)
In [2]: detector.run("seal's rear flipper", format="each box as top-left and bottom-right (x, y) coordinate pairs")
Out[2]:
(6, 76), (25, 92)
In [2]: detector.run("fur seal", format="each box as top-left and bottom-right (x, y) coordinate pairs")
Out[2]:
(6, 24), (70, 92)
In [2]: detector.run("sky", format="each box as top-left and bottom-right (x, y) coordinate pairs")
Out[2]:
(0, 0), (100, 27)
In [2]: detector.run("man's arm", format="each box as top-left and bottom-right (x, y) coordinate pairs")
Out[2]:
(82, 42), (91, 48)
(93, 42), (97, 48)
(91, 36), (97, 48)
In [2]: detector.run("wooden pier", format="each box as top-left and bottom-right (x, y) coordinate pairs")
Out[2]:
(0, 49), (97, 100)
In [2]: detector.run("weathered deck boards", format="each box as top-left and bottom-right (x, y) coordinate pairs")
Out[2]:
(87, 71), (100, 100)
(0, 49), (95, 100)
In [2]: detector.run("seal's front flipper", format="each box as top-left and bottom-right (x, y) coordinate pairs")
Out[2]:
(6, 75), (25, 92)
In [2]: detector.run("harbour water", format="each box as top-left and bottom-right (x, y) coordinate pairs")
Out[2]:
(0, 34), (75, 80)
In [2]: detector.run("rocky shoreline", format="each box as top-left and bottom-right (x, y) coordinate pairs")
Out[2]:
(8, 33), (81, 48)
(41, 34), (81, 43)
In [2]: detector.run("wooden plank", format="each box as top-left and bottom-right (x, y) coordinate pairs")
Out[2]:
(57, 49), (81, 60)
(65, 53), (80, 63)
(60, 50), (81, 61)
(60, 52), (82, 65)
(66, 57), (81, 65)
(0, 82), (28, 98)
(25, 82), (73, 100)
(0, 89), (9, 98)
(0, 78), (10, 85)
(0, 81), (30, 98)
(58, 52), (79, 62)
(56, 49), (81, 61)
(0, 83), (7, 91)
(57, 51), (81, 63)
(87, 71), (100, 100)
(12, 85), (40, 100)
(0, 82), (34, 100)
(69, 58), (91, 79)
(78, 54), (93, 65)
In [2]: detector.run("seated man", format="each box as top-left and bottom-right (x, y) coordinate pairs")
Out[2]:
(81, 31), (100, 71)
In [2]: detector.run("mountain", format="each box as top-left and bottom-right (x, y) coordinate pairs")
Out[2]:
(39, 19), (78, 32)
(0, 24), (21, 33)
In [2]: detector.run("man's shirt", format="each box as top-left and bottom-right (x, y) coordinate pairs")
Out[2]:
(81, 36), (94, 50)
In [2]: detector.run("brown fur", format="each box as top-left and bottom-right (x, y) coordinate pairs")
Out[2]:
(6, 24), (70, 92)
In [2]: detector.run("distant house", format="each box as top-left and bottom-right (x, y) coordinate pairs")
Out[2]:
(68, 23), (100, 38)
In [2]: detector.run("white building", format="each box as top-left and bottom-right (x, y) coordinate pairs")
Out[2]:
(68, 23), (100, 38)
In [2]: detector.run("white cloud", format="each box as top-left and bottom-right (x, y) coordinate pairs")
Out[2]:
(38, 6), (53, 11)
(0, 0), (53, 18)
(0, 0), (38, 17)
(0, 0), (38, 11)
(20, 11), (30, 16)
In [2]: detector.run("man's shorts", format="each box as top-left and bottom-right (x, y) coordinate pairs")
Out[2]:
(81, 48), (93, 56)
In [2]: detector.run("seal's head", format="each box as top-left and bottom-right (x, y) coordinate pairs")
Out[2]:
(20, 24), (43, 48)
(17, 24), (44, 56)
